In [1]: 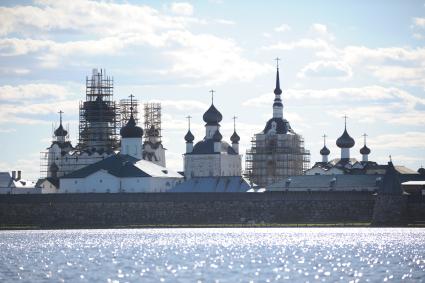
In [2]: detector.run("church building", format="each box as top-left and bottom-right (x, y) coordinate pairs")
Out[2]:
(183, 92), (242, 179)
(245, 60), (310, 187)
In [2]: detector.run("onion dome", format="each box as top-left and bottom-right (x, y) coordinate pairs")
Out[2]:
(360, 145), (371, 155)
(418, 167), (425, 175)
(203, 104), (223, 125)
(320, 145), (330, 156)
(49, 162), (59, 173)
(147, 125), (160, 137)
(184, 130), (194, 143)
(212, 130), (222, 142)
(54, 123), (68, 137)
(230, 131), (240, 144)
(120, 115), (143, 138)
(336, 128), (355, 148)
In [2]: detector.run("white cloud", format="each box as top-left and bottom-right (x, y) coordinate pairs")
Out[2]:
(170, 2), (194, 16)
(0, 83), (72, 102)
(215, 19), (235, 25)
(0, 1), (265, 83)
(310, 23), (334, 40)
(297, 61), (352, 79)
(370, 132), (425, 149)
(413, 17), (425, 28)
(274, 24), (291, 32)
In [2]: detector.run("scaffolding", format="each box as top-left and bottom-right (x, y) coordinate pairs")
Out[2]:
(78, 69), (120, 152)
(120, 98), (139, 127)
(143, 103), (161, 139)
(244, 133), (310, 187)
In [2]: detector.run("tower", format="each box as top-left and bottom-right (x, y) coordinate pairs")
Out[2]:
(78, 69), (119, 152)
(336, 116), (355, 160)
(184, 116), (195, 153)
(142, 103), (166, 167)
(120, 95), (143, 159)
(183, 91), (241, 179)
(360, 133), (371, 162)
(230, 116), (240, 154)
(245, 59), (310, 187)
(320, 134), (330, 163)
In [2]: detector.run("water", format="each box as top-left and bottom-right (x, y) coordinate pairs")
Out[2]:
(0, 228), (424, 282)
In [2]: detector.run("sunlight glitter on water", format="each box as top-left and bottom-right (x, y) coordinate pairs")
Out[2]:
(0, 228), (424, 282)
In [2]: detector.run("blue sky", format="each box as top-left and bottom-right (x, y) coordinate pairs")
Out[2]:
(0, 0), (424, 180)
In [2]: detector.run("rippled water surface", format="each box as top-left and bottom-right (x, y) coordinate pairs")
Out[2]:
(1, 228), (425, 282)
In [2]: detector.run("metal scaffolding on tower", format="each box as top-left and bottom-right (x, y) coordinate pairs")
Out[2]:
(143, 102), (162, 140)
(119, 97), (139, 127)
(78, 69), (120, 152)
(244, 133), (310, 187)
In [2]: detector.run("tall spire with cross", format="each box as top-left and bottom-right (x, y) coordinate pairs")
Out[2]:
(273, 57), (283, 119)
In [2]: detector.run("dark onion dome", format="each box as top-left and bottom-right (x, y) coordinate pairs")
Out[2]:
(203, 104), (223, 125)
(49, 162), (59, 173)
(184, 130), (194, 143)
(54, 123), (68, 137)
(320, 145), (330, 156)
(230, 131), (240, 144)
(360, 145), (371, 155)
(190, 139), (237, 155)
(418, 167), (425, 175)
(212, 130), (223, 142)
(120, 115), (143, 138)
(336, 128), (355, 148)
(147, 125), (160, 137)
(263, 117), (292, 134)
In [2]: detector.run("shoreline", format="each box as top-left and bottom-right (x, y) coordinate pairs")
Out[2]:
(1, 223), (424, 230)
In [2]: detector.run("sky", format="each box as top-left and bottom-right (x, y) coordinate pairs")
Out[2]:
(0, 0), (424, 181)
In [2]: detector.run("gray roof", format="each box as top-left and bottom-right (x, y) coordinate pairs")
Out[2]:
(188, 139), (237, 155)
(169, 177), (251, 192)
(0, 172), (12, 188)
(268, 174), (383, 191)
(62, 154), (150, 179)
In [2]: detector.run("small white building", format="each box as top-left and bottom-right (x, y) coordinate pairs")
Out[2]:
(0, 171), (39, 194)
(183, 95), (242, 179)
(60, 154), (183, 193)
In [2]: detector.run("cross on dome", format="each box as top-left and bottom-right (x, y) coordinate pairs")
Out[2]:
(209, 89), (215, 104)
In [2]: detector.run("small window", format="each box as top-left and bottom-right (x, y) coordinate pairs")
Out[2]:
(74, 180), (78, 184)
(99, 179), (103, 183)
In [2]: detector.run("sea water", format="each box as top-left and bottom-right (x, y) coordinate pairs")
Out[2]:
(0, 228), (424, 282)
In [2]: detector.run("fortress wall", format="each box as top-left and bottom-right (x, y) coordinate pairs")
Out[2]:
(0, 192), (381, 228)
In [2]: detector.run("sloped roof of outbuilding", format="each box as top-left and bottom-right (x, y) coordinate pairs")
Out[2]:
(62, 154), (181, 179)
(169, 176), (251, 192)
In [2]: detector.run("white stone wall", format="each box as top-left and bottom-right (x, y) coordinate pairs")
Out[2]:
(121, 137), (142, 159)
(184, 153), (241, 179)
(59, 170), (182, 193)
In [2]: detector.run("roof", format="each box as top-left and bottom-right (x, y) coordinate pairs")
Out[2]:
(267, 174), (382, 191)
(188, 139), (237, 155)
(0, 172), (12, 188)
(336, 128), (355, 148)
(402, 181), (425, 186)
(62, 154), (181, 179)
(203, 104), (222, 126)
(169, 176), (251, 192)
(262, 117), (293, 135)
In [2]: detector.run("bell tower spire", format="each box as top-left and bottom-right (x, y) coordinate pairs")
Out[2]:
(273, 57), (283, 119)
